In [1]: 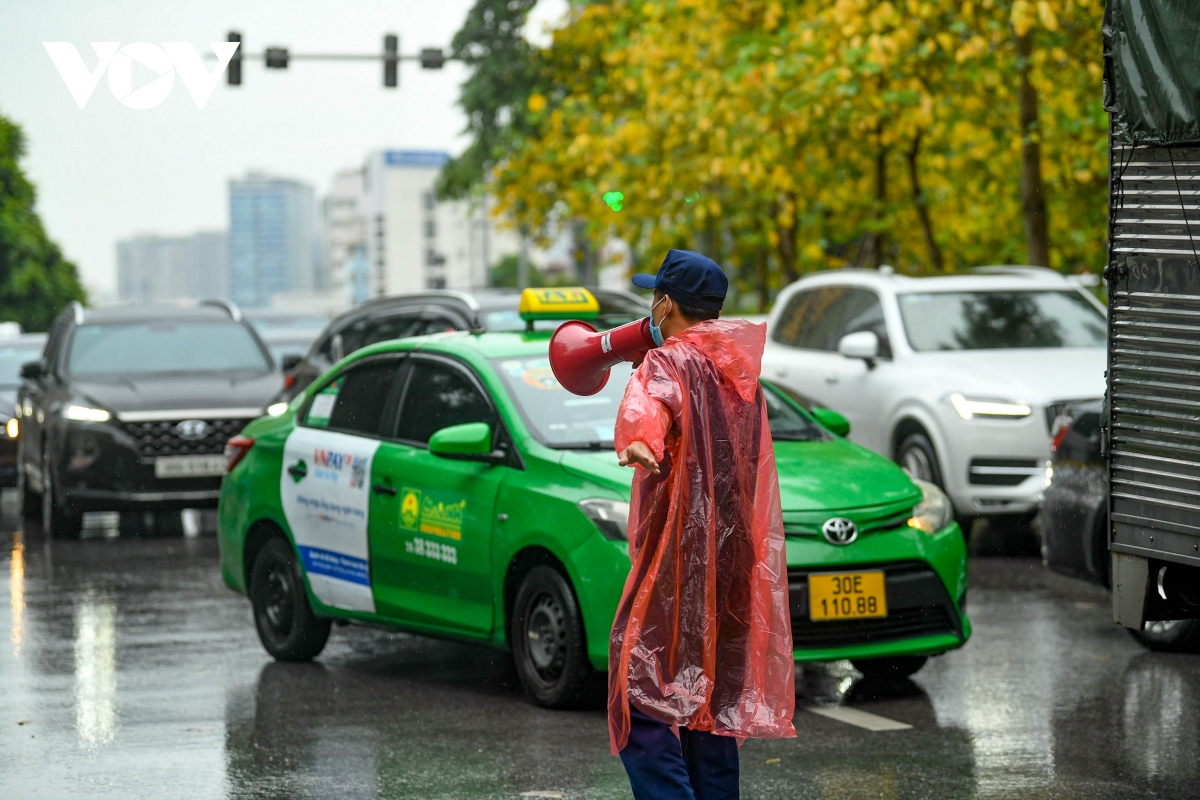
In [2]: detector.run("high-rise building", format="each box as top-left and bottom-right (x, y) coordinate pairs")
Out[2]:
(363, 150), (519, 296)
(324, 168), (369, 306)
(116, 231), (227, 304)
(228, 172), (316, 308)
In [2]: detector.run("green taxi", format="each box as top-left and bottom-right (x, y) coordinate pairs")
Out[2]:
(217, 295), (970, 707)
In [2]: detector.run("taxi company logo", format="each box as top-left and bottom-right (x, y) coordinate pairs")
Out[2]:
(175, 419), (209, 440)
(399, 489), (421, 530)
(822, 517), (858, 546)
(43, 41), (240, 110)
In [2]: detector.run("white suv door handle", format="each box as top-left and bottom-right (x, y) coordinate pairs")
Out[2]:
(825, 373), (840, 384)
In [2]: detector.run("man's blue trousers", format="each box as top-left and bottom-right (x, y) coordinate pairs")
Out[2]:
(618, 704), (740, 800)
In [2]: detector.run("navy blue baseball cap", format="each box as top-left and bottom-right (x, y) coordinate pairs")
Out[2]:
(631, 249), (728, 311)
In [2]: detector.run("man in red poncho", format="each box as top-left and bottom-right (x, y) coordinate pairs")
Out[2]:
(611, 250), (795, 800)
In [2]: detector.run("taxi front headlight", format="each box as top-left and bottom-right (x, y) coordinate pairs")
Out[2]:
(579, 498), (630, 541)
(907, 479), (953, 534)
(5, 418), (17, 438)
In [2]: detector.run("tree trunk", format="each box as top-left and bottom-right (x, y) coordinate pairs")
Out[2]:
(1015, 31), (1050, 267)
(774, 195), (800, 284)
(853, 128), (888, 269)
(907, 130), (944, 271)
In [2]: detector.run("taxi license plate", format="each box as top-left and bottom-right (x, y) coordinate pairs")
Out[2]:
(154, 455), (227, 478)
(808, 571), (887, 621)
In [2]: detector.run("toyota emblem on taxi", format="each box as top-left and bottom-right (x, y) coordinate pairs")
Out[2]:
(822, 517), (857, 545)
(175, 419), (209, 440)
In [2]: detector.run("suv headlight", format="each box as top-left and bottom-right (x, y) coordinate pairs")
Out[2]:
(579, 498), (630, 541)
(948, 393), (1031, 420)
(908, 479), (953, 533)
(64, 404), (112, 422)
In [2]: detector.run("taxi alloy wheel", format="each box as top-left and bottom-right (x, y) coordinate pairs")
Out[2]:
(512, 564), (596, 709)
(527, 594), (568, 678)
(250, 538), (331, 662)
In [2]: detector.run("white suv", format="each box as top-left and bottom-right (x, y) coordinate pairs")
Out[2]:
(762, 267), (1107, 526)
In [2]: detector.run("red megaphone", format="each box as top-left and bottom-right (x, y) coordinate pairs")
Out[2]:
(549, 318), (656, 395)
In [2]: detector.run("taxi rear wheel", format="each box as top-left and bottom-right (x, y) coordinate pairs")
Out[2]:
(250, 538), (331, 662)
(852, 656), (928, 681)
(511, 565), (596, 709)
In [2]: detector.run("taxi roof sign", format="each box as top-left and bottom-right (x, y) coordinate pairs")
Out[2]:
(518, 288), (600, 322)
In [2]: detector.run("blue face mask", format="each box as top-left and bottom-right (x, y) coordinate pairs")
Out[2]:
(648, 295), (672, 347)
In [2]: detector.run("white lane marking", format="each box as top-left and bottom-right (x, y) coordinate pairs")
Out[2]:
(520, 793), (564, 799)
(805, 705), (912, 731)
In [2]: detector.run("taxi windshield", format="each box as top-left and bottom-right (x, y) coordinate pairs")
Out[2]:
(492, 356), (631, 449)
(492, 356), (826, 449)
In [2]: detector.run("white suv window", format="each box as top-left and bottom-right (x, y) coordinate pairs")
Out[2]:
(898, 290), (1105, 351)
(774, 286), (891, 356)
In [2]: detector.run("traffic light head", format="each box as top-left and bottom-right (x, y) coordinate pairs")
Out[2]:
(227, 31), (242, 85)
(384, 34), (398, 88)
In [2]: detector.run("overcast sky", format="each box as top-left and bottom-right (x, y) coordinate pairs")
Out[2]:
(0, 0), (566, 301)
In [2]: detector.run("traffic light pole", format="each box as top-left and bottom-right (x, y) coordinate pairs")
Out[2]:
(215, 32), (450, 86)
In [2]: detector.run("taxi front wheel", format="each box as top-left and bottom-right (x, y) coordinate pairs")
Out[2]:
(251, 538), (331, 662)
(511, 565), (598, 709)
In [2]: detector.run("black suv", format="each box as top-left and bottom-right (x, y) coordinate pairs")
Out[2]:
(281, 288), (648, 400)
(17, 301), (281, 537)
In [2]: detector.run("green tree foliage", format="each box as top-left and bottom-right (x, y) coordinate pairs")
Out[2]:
(437, 0), (544, 201)
(0, 114), (86, 331)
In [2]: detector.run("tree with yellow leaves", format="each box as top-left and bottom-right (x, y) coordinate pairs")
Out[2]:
(474, 0), (1106, 308)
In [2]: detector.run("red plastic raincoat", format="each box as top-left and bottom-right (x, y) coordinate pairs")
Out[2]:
(609, 318), (795, 754)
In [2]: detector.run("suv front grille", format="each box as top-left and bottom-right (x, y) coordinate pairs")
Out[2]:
(788, 561), (962, 648)
(119, 418), (251, 458)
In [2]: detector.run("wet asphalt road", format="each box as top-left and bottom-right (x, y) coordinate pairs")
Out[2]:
(1, 503), (1198, 799)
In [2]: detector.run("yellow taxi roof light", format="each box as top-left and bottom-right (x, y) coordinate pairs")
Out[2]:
(518, 287), (600, 322)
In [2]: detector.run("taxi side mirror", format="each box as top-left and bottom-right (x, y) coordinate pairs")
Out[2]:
(811, 407), (850, 437)
(428, 422), (506, 465)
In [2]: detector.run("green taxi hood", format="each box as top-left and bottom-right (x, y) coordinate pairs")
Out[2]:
(772, 439), (920, 512)
(559, 450), (633, 495)
(558, 438), (920, 512)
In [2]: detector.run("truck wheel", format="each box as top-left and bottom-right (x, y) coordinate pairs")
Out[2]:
(250, 538), (331, 662)
(511, 564), (598, 709)
(42, 447), (80, 539)
(896, 431), (944, 487)
(1127, 619), (1200, 653)
(853, 656), (928, 681)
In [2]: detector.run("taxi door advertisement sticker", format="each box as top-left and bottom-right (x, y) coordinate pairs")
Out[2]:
(398, 486), (465, 565)
(398, 486), (466, 541)
(280, 427), (381, 613)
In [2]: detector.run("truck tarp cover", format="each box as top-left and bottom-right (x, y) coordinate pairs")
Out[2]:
(1106, 0), (1200, 145)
